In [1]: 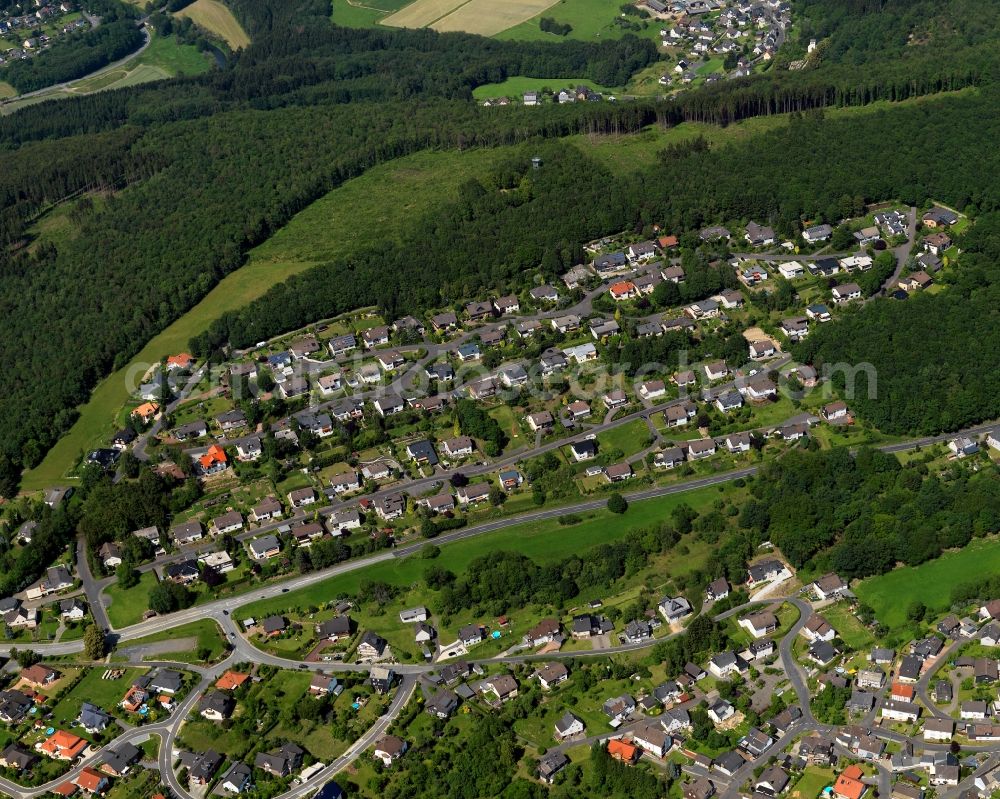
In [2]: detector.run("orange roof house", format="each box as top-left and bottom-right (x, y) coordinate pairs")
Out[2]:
(74, 766), (108, 794)
(609, 280), (638, 301)
(833, 765), (868, 799)
(131, 402), (159, 422)
(608, 739), (640, 763)
(216, 671), (250, 691)
(891, 682), (915, 701)
(198, 445), (228, 472)
(120, 684), (147, 713)
(658, 234), (679, 249)
(39, 730), (87, 761)
(166, 353), (195, 370)
(53, 782), (78, 797)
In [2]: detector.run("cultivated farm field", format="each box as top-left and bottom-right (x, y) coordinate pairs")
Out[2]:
(176, 0), (250, 48)
(431, 0), (560, 36)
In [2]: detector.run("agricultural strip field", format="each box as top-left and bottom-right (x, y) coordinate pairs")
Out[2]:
(381, 0), (468, 28)
(237, 484), (725, 619)
(855, 535), (1000, 629)
(175, 0), (250, 48)
(430, 0), (561, 36)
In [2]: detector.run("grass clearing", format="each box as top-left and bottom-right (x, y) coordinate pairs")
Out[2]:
(238, 484), (724, 619)
(855, 535), (1000, 629)
(472, 75), (618, 98)
(0, 81), (16, 98)
(175, 0), (250, 48)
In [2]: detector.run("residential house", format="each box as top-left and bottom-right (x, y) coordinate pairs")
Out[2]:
(535, 663), (569, 690)
(708, 652), (746, 680)
(604, 462), (633, 483)
(739, 611), (779, 638)
(220, 762), (253, 793)
(199, 690), (235, 721)
(357, 631), (390, 661)
(801, 615), (836, 643)
(633, 725), (672, 758)
(254, 743), (304, 777)
(249, 534), (281, 560)
(802, 224), (833, 243)
(707, 578), (730, 601)
(249, 496), (282, 524)
(164, 415), (203, 445)
(659, 596), (692, 623)
(555, 711), (585, 741)
(654, 446), (685, 469)
(747, 559), (789, 586)
(538, 752), (569, 784)
(687, 438), (718, 461)
(745, 222), (776, 247)
(484, 674), (519, 703)
(525, 618), (561, 647)
(832, 282), (862, 303)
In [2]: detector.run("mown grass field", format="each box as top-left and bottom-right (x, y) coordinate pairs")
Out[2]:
(790, 767), (835, 799)
(104, 572), (159, 628)
(0, 81), (17, 98)
(238, 484), (725, 619)
(175, 0), (250, 48)
(117, 619), (228, 662)
(496, 0), (662, 43)
(855, 536), (1000, 629)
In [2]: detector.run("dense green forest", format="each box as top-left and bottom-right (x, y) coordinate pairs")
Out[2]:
(736, 447), (1000, 580)
(4, 0), (1000, 492)
(795, 214), (1000, 434)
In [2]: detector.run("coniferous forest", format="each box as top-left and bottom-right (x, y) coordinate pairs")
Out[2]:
(3, 0), (1000, 491)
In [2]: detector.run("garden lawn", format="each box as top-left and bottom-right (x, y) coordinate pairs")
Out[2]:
(855, 536), (1000, 629)
(104, 572), (158, 628)
(118, 619), (228, 663)
(48, 667), (146, 729)
(822, 603), (876, 651)
(239, 484), (723, 619)
(596, 418), (653, 458)
(790, 767), (835, 799)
